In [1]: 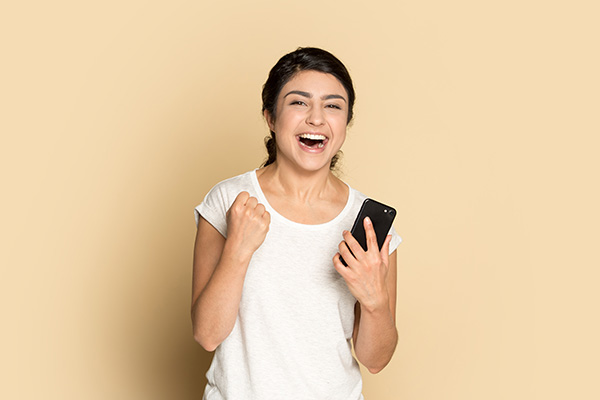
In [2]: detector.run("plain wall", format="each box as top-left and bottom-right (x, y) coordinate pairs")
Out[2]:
(1, 0), (599, 399)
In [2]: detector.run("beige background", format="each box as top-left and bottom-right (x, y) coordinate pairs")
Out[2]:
(1, 0), (599, 399)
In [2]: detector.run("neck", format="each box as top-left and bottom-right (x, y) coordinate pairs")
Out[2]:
(259, 160), (337, 203)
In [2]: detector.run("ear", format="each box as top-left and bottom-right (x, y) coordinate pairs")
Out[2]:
(263, 109), (275, 132)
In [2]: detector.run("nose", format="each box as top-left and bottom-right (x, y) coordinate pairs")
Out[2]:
(306, 106), (325, 126)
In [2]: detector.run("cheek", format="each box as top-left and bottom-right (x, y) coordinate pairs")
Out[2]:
(331, 116), (348, 135)
(337, 131), (347, 145)
(331, 125), (347, 149)
(274, 109), (301, 130)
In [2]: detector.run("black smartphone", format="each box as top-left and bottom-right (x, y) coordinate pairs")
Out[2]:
(340, 198), (396, 266)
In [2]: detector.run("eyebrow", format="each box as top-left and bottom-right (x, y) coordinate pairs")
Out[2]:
(283, 90), (347, 103)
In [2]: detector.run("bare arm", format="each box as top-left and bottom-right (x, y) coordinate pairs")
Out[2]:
(333, 217), (399, 373)
(352, 250), (398, 373)
(191, 192), (270, 351)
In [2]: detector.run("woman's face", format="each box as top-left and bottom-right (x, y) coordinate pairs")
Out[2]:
(265, 70), (349, 173)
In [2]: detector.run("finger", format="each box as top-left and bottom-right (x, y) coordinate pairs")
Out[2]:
(229, 191), (250, 216)
(342, 230), (366, 261)
(260, 210), (271, 231)
(380, 234), (392, 265)
(363, 217), (378, 252)
(338, 240), (358, 267)
(255, 203), (266, 216)
(262, 210), (271, 223)
(245, 196), (258, 210)
(233, 191), (250, 206)
(332, 253), (351, 277)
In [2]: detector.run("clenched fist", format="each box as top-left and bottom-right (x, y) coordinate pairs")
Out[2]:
(225, 191), (271, 260)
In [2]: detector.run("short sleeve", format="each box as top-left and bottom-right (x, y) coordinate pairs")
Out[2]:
(194, 184), (228, 238)
(388, 225), (403, 254)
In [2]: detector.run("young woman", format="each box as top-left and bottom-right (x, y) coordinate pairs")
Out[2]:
(192, 47), (402, 399)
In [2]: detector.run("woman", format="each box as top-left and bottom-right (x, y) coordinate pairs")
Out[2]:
(192, 47), (402, 399)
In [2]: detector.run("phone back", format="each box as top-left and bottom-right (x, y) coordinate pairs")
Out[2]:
(350, 198), (396, 251)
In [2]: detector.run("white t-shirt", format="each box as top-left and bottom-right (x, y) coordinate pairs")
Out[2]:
(194, 170), (402, 400)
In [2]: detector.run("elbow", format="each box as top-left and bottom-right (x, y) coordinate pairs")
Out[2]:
(193, 329), (219, 352)
(360, 350), (394, 374)
(367, 365), (384, 374)
(366, 361), (389, 374)
(355, 352), (393, 374)
(192, 317), (220, 352)
(191, 306), (220, 352)
(196, 339), (218, 353)
(356, 345), (396, 374)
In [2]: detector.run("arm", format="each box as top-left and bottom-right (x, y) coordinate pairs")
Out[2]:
(352, 250), (398, 373)
(333, 217), (399, 373)
(191, 192), (270, 352)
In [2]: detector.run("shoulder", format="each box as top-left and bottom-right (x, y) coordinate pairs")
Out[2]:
(210, 170), (255, 191)
(194, 170), (257, 229)
(344, 182), (368, 211)
(349, 185), (368, 203)
(205, 170), (256, 202)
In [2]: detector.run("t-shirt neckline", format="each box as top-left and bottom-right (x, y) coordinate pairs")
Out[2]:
(249, 169), (354, 229)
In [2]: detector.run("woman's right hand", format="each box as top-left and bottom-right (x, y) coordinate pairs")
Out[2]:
(225, 191), (271, 260)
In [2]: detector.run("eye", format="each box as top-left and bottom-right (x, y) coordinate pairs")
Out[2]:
(326, 104), (342, 110)
(290, 100), (307, 106)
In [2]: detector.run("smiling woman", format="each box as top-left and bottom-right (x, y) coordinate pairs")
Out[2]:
(263, 70), (349, 173)
(261, 47), (356, 170)
(191, 47), (402, 399)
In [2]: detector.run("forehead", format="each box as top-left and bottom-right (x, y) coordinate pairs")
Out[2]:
(280, 70), (347, 99)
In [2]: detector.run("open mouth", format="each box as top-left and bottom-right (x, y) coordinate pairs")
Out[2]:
(297, 133), (328, 149)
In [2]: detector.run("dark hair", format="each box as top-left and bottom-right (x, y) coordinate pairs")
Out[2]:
(261, 47), (356, 169)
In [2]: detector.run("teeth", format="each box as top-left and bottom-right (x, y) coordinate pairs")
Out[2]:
(317, 142), (324, 148)
(299, 133), (327, 140)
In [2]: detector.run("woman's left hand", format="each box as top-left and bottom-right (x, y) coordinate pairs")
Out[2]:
(333, 216), (392, 313)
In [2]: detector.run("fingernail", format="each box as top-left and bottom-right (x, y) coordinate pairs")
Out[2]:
(365, 217), (372, 224)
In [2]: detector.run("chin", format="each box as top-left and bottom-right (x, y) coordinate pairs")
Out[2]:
(279, 149), (338, 173)
(298, 159), (334, 173)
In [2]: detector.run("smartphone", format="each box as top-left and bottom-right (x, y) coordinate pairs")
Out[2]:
(340, 198), (396, 266)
